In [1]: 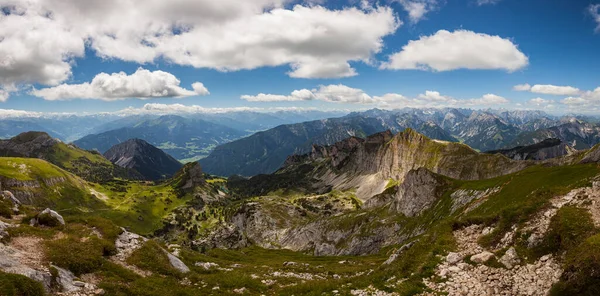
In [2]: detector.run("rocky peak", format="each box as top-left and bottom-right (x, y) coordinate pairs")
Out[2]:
(104, 139), (182, 181)
(0, 131), (60, 158)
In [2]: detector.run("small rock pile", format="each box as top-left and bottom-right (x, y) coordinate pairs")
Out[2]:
(420, 223), (563, 296)
(423, 253), (561, 296)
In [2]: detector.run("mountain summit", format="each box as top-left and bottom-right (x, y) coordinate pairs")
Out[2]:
(104, 139), (183, 180)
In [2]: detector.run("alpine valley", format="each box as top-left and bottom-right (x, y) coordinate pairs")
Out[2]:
(2, 108), (600, 296)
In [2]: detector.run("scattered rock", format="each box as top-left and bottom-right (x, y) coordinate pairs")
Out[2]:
(446, 252), (463, 265)
(383, 240), (418, 265)
(233, 287), (247, 294)
(499, 247), (520, 269)
(470, 251), (495, 264)
(194, 262), (220, 270)
(50, 264), (97, 293)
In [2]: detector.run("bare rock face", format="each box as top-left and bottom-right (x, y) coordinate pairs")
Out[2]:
(390, 168), (448, 217)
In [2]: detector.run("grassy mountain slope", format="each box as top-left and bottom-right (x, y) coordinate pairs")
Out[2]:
(0, 131), (138, 182)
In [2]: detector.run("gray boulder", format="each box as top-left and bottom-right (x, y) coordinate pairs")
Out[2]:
(166, 252), (190, 273)
(499, 247), (520, 269)
(51, 265), (79, 292)
(33, 208), (65, 227)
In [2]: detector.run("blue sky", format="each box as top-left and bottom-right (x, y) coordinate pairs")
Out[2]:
(1, 0), (599, 114)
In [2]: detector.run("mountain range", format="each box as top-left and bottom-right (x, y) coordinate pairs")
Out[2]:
(2, 128), (600, 295)
(200, 108), (575, 176)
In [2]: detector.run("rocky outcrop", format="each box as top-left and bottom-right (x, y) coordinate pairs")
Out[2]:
(112, 229), (189, 275)
(421, 223), (562, 296)
(0, 176), (70, 205)
(194, 199), (410, 256)
(172, 162), (206, 192)
(390, 168), (448, 217)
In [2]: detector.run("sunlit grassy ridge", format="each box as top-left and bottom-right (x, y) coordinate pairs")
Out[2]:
(0, 157), (68, 181)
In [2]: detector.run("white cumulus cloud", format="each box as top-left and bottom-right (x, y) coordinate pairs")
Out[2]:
(528, 97), (551, 106)
(116, 103), (321, 115)
(0, 89), (9, 102)
(0, 0), (400, 100)
(242, 84), (374, 104)
(396, 0), (438, 24)
(241, 89), (315, 102)
(30, 68), (207, 101)
(512, 83), (531, 91)
(514, 84), (581, 96)
(561, 88), (600, 107)
(381, 30), (528, 72)
(242, 85), (509, 108)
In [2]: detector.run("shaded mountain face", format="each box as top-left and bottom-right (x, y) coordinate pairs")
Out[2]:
(104, 139), (183, 181)
(0, 131), (138, 182)
(200, 114), (456, 177)
(486, 138), (572, 160)
(75, 115), (248, 162)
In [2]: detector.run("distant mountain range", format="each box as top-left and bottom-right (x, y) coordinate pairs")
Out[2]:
(4, 108), (600, 178)
(199, 112), (457, 177)
(200, 108), (572, 176)
(0, 110), (345, 143)
(509, 119), (600, 150)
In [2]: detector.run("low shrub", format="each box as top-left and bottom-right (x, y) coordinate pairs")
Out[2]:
(0, 199), (13, 218)
(0, 271), (46, 296)
(45, 237), (106, 275)
(550, 234), (600, 295)
(540, 206), (596, 254)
